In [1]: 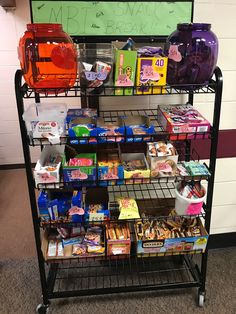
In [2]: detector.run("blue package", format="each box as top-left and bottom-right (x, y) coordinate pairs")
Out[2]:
(124, 115), (155, 142)
(96, 117), (125, 143)
(37, 191), (50, 221)
(62, 236), (84, 247)
(68, 117), (97, 144)
(48, 200), (59, 220)
(66, 108), (97, 124)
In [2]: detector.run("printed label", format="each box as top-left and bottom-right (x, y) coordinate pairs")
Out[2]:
(33, 121), (59, 137)
(85, 71), (107, 81)
(89, 213), (104, 222)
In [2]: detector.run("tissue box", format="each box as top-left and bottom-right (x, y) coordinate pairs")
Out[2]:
(124, 115), (155, 143)
(158, 105), (211, 140)
(136, 56), (168, 95)
(96, 117), (125, 143)
(34, 145), (64, 187)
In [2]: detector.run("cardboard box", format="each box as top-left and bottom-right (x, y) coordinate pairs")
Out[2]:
(62, 146), (97, 185)
(158, 105), (211, 140)
(136, 56), (168, 95)
(114, 44), (137, 96)
(106, 223), (131, 256)
(96, 117), (125, 143)
(84, 187), (110, 221)
(98, 151), (124, 186)
(121, 153), (150, 184)
(68, 117), (97, 144)
(34, 145), (64, 187)
(66, 108), (97, 124)
(41, 230), (105, 261)
(147, 142), (179, 178)
(135, 218), (208, 256)
(124, 115), (155, 143)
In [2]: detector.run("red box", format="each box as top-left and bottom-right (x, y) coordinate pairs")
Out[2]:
(158, 105), (211, 140)
(106, 223), (131, 256)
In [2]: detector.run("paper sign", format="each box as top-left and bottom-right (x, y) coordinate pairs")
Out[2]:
(31, 1), (192, 36)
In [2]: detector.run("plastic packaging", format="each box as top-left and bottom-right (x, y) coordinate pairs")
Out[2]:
(18, 23), (77, 92)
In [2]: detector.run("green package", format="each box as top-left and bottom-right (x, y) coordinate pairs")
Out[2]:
(114, 50), (137, 96)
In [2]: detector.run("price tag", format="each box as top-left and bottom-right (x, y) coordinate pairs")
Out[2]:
(89, 213), (104, 222)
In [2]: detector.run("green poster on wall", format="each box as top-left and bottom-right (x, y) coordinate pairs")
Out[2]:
(31, 1), (192, 36)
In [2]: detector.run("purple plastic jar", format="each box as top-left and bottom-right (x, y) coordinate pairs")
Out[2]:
(166, 23), (218, 86)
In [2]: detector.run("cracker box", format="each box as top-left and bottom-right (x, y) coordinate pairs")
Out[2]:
(136, 56), (168, 95)
(66, 108), (97, 124)
(68, 117), (97, 144)
(158, 105), (211, 140)
(106, 223), (131, 256)
(98, 152), (124, 186)
(114, 48), (137, 96)
(96, 117), (125, 143)
(124, 115), (155, 143)
(147, 142), (179, 178)
(122, 153), (150, 184)
(34, 145), (64, 187)
(135, 218), (208, 256)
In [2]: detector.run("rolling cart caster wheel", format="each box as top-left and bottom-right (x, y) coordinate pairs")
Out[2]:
(36, 304), (49, 314)
(198, 293), (205, 307)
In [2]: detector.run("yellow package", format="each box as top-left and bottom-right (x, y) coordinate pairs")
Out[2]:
(136, 56), (168, 94)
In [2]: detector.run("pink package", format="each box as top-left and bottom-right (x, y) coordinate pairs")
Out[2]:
(158, 105), (211, 140)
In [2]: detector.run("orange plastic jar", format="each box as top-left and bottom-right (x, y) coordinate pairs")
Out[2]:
(18, 23), (77, 92)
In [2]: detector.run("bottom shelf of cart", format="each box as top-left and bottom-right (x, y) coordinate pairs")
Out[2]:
(46, 255), (201, 298)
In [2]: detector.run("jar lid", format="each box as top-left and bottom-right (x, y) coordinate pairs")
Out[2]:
(27, 23), (63, 32)
(177, 23), (211, 31)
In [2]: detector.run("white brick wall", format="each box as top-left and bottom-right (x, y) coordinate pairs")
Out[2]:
(0, 0), (235, 234)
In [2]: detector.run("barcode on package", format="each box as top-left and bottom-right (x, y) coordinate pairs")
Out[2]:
(197, 126), (208, 132)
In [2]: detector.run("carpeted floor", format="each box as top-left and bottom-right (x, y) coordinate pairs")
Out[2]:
(0, 170), (235, 314)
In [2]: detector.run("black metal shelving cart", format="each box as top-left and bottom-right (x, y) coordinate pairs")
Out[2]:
(15, 66), (222, 314)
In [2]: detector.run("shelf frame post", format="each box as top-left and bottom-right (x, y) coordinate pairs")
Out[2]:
(15, 70), (50, 307)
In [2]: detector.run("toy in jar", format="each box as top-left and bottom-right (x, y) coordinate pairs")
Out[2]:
(18, 23), (77, 93)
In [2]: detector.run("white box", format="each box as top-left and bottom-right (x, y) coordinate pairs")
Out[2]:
(34, 145), (65, 187)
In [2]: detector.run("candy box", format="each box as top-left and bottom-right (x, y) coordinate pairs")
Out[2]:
(68, 117), (97, 144)
(98, 151), (124, 186)
(136, 56), (168, 95)
(96, 117), (125, 143)
(66, 108), (97, 123)
(84, 187), (110, 221)
(158, 105), (211, 140)
(147, 142), (179, 179)
(135, 218), (208, 256)
(62, 146), (97, 185)
(34, 145), (64, 188)
(113, 43), (137, 96)
(121, 153), (150, 184)
(106, 223), (131, 256)
(124, 115), (155, 143)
